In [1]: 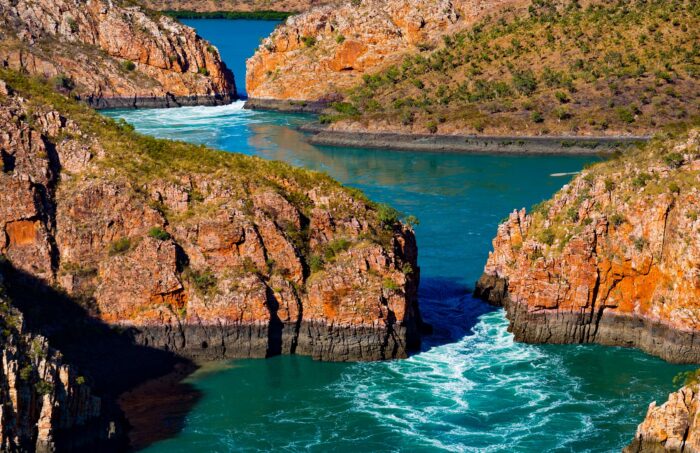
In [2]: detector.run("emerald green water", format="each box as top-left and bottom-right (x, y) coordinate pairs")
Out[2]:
(103, 19), (692, 452)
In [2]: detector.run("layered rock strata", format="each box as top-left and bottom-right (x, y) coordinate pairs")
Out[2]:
(246, 0), (527, 102)
(0, 72), (421, 364)
(475, 127), (700, 363)
(0, 271), (109, 453)
(0, 0), (236, 108)
(625, 384), (700, 452)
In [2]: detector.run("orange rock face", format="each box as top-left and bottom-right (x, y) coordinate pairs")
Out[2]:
(0, 73), (421, 363)
(475, 129), (700, 363)
(0, 0), (236, 107)
(625, 384), (700, 452)
(246, 0), (528, 102)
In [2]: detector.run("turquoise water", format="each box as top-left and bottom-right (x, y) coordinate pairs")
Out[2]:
(104, 20), (692, 453)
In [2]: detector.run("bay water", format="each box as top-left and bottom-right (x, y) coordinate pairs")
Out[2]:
(104, 20), (691, 452)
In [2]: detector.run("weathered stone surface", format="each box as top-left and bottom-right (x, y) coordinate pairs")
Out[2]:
(246, 0), (527, 103)
(0, 73), (421, 365)
(475, 128), (700, 363)
(0, 271), (107, 453)
(0, 0), (236, 107)
(625, 384), (700, 453)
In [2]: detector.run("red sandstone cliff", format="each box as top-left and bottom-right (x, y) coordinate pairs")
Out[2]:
(246, 0), (527, 103)
(475, 127), (700, 363)
(0, 72), (420, 363)
(142, 0), (335, 13)
(0, 0), (236, 108)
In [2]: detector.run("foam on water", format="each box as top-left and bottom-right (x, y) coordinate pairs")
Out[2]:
(104, 70), (692, 453)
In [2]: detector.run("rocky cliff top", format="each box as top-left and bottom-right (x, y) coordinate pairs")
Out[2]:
(0, 70), (421, 363)
(0, 0), (236, 107)
(320, 0), (699, 136)
(475, 123), (700, 362)
(246, 0), (527, 102)
(625, 380), (700, 452)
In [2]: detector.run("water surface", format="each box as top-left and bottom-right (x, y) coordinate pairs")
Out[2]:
(182, 19), (280, 96)
(104, 19), (691, 453)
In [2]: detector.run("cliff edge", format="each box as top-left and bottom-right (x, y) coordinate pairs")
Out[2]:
(625, 382), (700, 453)
(0, 268), (110, 452)
(246, 0), (526, 103)
(475, 125), (700, 363)
(0, 0), (236, 108)
(0, 71), (421, 363)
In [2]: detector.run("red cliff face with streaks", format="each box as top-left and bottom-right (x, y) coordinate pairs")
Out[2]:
(475, 127), (700, 363)
(246, 0), (529, 103)
(0, 0), (236, 108)
(0, 72), (421, 363)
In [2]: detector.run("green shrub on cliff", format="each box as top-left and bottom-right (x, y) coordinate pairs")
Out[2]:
(121, 60), (136, 71)
(148, 227), (171, 241)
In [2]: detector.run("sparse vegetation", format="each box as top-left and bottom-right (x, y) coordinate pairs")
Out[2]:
(186, 268), (218, 295)
(121, 60), (136, 71)
(323, 0), (700, 135)
(301, 36), (317, 48)
(148, 226), (171, 241)
(108, 237), (131, 256)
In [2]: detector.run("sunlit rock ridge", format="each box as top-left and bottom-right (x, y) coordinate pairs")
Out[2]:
(475, 127), (700, 363)
(0, 0), (236, 108)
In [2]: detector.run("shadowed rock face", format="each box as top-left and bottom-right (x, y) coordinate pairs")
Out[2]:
(245, 0), (528, 103)
(0, 270), (107, 453)
(0, 0), (236, 108)
(475, 128), (700, 364)
(625, 384), (700, 453)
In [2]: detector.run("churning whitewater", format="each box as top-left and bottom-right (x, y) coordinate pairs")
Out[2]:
(106, 91), (691, 452)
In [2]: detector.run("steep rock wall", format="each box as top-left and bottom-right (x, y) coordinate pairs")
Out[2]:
(0, 0), (236, 108)
(0, 271), (109, 453)
(625, 384), (700, 453)
(0, 72), (421, 363)
(246, 0), (528, 102)
(475, 128), (700, 363)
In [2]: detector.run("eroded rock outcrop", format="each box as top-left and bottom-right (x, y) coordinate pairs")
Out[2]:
(0, 71), (421, 364)
(625, 384), (700, 453)
(0, 0), (236, 108)
(0, 270), (108, 453)
(246, 0), (527, 103)
(475, 127), (700, 363)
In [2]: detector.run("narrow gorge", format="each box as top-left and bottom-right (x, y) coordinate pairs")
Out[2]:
(2, 0), (700, 451)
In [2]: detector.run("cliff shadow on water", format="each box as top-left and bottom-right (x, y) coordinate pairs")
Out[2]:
(0, 262), (201, 451)
(419, 276), (498, 350)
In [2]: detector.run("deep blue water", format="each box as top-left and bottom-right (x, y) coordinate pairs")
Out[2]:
(103, 19), (692, 453)
(183, 19), (279, 96)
